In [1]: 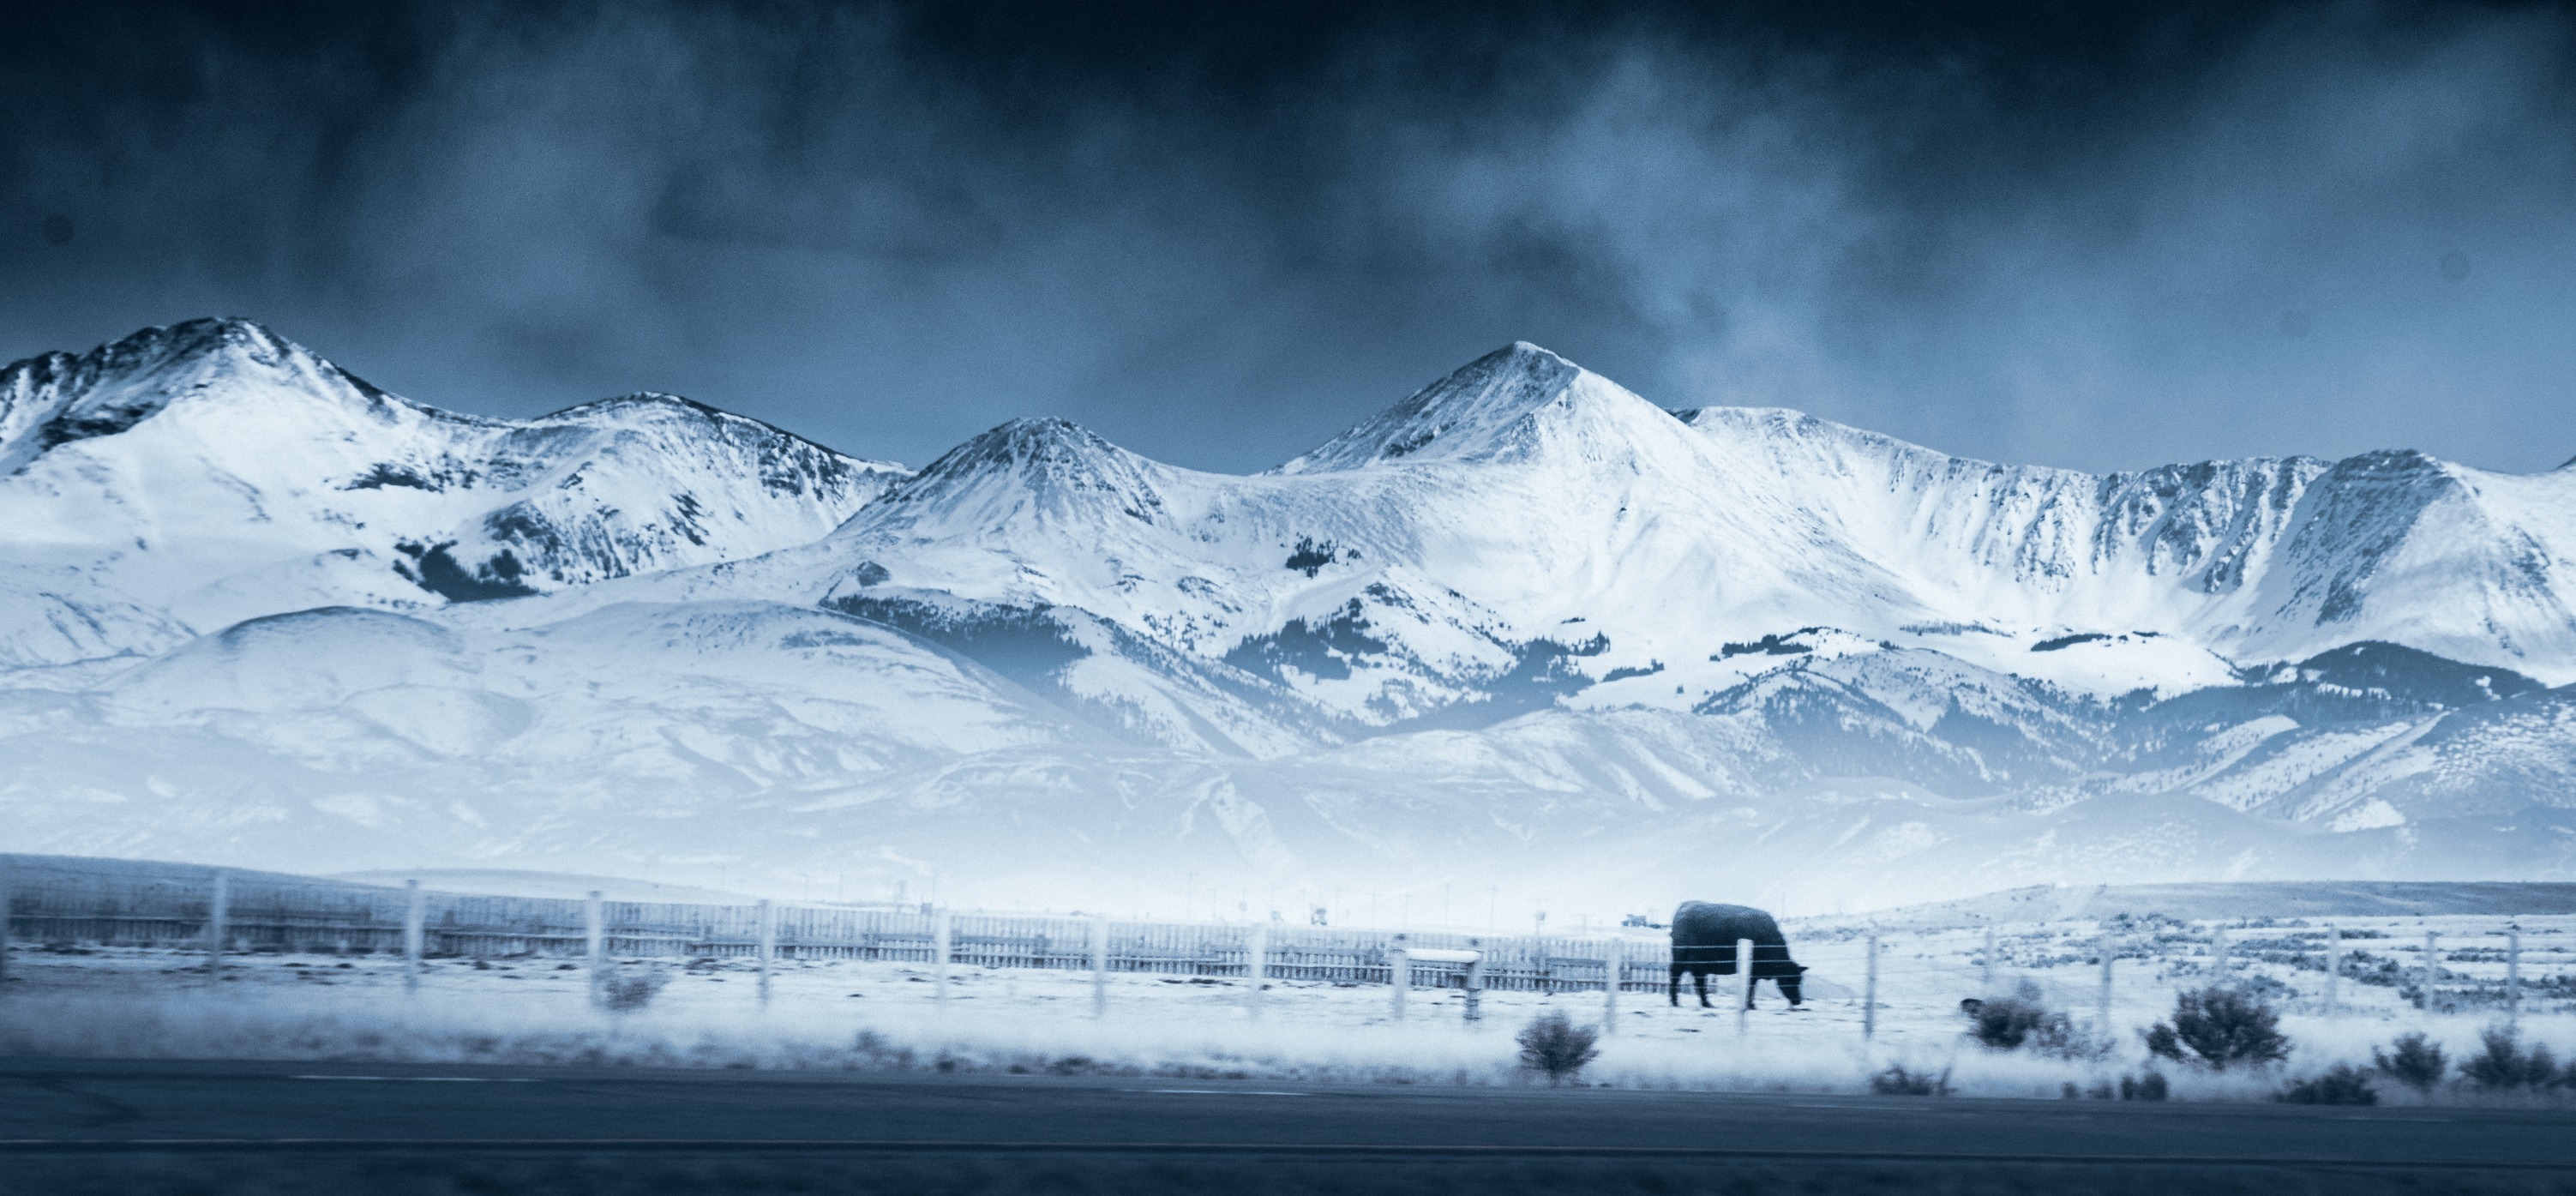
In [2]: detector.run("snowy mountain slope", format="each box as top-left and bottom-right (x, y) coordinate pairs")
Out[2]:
(1672, 407), (2576, 683)
(2234, 449), (2576, 674)
(561, 340), (2576, 747)
(628, 340), (2576, 742)
(0, 566), (2565, 913)
(6, 322), (2576, 909)
(1670, 407), (2322, 626)
(0, 600), (1090, 866)
(663, 346), (1949, 730)
(12, 609), (2571, 914)
(0, 319), (902, 666)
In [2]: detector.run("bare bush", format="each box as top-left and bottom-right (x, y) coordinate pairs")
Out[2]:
(2460, 1026), (2558, 1092)
(2279, 1064), (2378, 1106)
(2142, 986), (2289, 1070)
(1868, 1064), (1951, 1097)
(1513, 1011), (1600, 1085)
(597, 968), (670, 1013)
(2373, 1032), (2447, 1094)
(1964, 981), (2109, 1060)
(1965, 991), (2049, 1049)
(2117, 1072), (2168, 1101)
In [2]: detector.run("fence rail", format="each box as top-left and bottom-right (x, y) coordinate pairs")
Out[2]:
(4, 856), (2572, 1020)
(0, 856), (1670, 993)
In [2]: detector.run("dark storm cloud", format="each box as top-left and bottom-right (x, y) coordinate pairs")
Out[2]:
(3, 1), (2573, 475)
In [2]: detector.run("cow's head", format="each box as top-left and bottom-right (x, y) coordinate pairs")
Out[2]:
(1778, 964), (1809, 1006)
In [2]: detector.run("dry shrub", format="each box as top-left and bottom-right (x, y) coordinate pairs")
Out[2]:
(1514, 1011), (1600, 1085)
(597, 968), (670, 1013)
(1867, 1064), (1950, 1097)
(2459, 1026), (2559, 1092)
(2373, 1031), (2447, 1094)
(2280, 1064), (2377, 1105)
(1964, 981), (2109, 1060)
(2142, 986), (2288, 1071)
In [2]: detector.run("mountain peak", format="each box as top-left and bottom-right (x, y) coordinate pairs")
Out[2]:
(536, 391), (792, 439)
(525, 393), (907, 482)
(949, 416), (1119, 460)
(895, 418), (1150, 493)
(833, 415), (1176, 539)
(3, 316), (286, 391)
(1276, 341), (1659, 473)
(138, 314), (286, 354)
(2315, 447), (2459, 490)
(541, 391), (719, 420)
(1, 317), (398, 471)
(70, 317), (333, 388)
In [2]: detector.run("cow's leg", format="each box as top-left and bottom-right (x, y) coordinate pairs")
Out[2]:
(1693, 970), (1711, 1008)
(1667, 964), (1682, 1007)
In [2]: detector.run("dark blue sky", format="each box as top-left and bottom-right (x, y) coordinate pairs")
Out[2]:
(5, 1), (2574, 475)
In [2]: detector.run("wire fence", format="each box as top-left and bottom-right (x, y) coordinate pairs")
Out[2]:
(0, 855), (1657, 994)
(4, 854), (2573, 1032)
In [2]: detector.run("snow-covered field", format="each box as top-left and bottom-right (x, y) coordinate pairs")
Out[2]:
(8, 912), (2571, 1103)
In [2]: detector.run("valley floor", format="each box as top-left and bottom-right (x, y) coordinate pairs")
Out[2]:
(4, 911), (2573, 1102)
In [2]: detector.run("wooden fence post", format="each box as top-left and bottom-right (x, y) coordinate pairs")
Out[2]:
(1246, 922), (1268, 1020)
(756, 899), (775, 1008)
(2097, 934), (2114, 1034)
(1980, 926), (1995, 991)
(2324, 923), (2340, 1017)
(2212, 926), (2228, 979)
(1092, 912), (1109, 1019)
(1600, 940), (1618, 1036)
(1463, 945), (1483, 1025)
(1389, 947), (1408, 1023)
(2507, 928), (2521, 1026)
(206, 869), (229, 977)
(933, 909), (951, 1010)
(1862, 933), (1879, 1043)
(585, 890), (606, 1007)
(1735, 937), (1750, 1037)
(404, 880), (424, 995)
(2421, 930), (2438, 1009)
(0, 853), (12, 990)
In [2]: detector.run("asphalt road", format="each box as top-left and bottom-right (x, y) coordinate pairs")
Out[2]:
(3, 1055), (2573, 1170)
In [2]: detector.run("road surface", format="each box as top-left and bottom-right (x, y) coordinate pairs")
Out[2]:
(3, 1057), (2572, 1193)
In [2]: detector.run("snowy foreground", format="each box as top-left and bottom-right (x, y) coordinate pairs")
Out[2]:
(5, 912), (2570, 1103)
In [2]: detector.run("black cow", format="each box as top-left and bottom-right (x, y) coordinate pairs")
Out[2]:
(1668, 901), (1807, 1008)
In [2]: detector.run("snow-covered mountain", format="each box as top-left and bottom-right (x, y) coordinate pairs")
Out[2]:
(0, 318), (902, 669)
(2, 322), (2572, 915)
